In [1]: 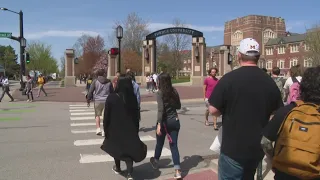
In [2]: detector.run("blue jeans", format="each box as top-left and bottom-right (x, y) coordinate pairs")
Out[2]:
(154, 119), (181, 169)
(218, 153), (261, 180)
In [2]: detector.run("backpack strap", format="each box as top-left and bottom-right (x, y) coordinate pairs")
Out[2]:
(294, 100), (304, 106)
(292, 77), (300, 84)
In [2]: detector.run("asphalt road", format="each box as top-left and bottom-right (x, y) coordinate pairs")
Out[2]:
(0, 101), (220, 180)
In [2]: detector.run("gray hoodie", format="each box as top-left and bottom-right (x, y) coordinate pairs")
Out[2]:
(87, 76), (113, 102)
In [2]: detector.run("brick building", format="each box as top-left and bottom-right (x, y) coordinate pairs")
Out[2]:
(264, 32), (312, 75)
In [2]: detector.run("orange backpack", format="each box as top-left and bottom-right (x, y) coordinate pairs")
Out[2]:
(272, 100), (320, 179)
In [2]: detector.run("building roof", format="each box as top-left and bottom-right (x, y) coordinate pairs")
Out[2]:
(265, 33), (306, 46)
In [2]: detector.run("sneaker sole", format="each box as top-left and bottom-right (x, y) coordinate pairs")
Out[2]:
(174, 176), (182, 179)
(149, 161), (158, 169)
(111, 168), (120, 175)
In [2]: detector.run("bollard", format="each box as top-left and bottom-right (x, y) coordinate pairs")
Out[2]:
(256, 161), (263, 180)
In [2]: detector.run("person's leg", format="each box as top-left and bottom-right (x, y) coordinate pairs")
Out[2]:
(205, 99), (210, 126)
(169, 129), (182, 178)
(125, 160), (133, 174)
(112, 158), (122, 174)
(218, 153), (243, 180)
(27, 92), (30, 101)
(37, 85), (41, 97)
(0, 89), (5, 101)
(6, 91), (14, 101)
(94, 102), (103, 135)
(150, 125), (166, 169)
(213, 115), (218, 130)
(41, 86), (47, 96)
(30, 91), (34, 101)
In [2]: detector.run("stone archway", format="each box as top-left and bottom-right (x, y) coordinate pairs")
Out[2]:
(139, 27), (207, 86)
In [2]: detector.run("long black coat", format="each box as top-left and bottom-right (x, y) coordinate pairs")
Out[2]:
(100, 93), (147, 162)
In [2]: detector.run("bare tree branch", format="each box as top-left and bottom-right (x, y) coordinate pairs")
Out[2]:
(305, 24), (320, 66)
(72, 34), (91, 57)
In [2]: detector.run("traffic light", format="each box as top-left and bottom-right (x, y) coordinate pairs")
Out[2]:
(108, 48), (119, 55)
(25, 53), (30, 64)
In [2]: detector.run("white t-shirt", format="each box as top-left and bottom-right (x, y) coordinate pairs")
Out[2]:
(152, 74), (158, 83)
(283, 76), (302, 90)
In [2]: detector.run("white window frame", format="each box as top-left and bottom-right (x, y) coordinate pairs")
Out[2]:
(206, 62), (210, 71)
(277, 46), (285, 54)
(265, 48), (273, 55)
(258, 60), (265, 68)
(290, 59), (298, 68)
(263, 29), (275, 39)
(277, 60), (285, 69)
(290, 44), (299, 53)
(266, 60), (273, 70)
(305, 44), (310, 51)
(304, 59), (313, 67)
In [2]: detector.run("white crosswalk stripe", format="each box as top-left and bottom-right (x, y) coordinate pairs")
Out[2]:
(68, 104), (172, 164)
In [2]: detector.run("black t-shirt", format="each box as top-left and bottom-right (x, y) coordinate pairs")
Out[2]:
(262, 103), (296, 141)
(209, 66), (283, 161)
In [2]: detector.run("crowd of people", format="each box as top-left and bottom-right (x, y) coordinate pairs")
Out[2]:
(83, 37), (319, 180)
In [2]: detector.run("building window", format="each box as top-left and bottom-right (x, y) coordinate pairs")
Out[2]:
(290, 59), (298, 68)
(183, 67), (187, 71)
(187, 59), (191, 63)
(187, 67), (191, 71)
(277, 46), (285, 54)
(231, 31), (243, 45)
(304, 59), (313, 67)
(277, 60), (285, 69)
(263, 29), (275, 39)
(184, 60), (187, 64)
(258, 60), (265, 68)
(266, 60), (273, 70)
(265, 48), (273, 55)
(206, 62), (209, 71)
(290, 44), (299, 53)
(305, 44), (310, 51)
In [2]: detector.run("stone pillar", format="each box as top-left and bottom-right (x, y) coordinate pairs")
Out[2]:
(220, 46), (232, 75)
(191, 37), (206, 86)
(107, 54), (117, 78)
(138, 39), (155, 86)
(64, 49), (76, 87)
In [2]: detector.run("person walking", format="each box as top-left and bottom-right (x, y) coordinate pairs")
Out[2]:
(87, 69), (113, 137)
(203, 67), (219, 129)
(101, 75), (146, 180)
(25, 75), (34, 102)
(208, 38), (283, 180)
(37, 74), (47, 97)
(0, 76), (14, 102)
(149, 73), (182, 179)
(126, 71), (141, 126)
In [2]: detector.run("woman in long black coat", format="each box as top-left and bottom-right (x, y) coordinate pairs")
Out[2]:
(100, 75), (146, 180)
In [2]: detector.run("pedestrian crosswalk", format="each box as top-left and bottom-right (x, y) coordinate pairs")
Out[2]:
(68, 104), (172, 164)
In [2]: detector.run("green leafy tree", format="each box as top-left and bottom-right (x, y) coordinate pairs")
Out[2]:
(25, 41), (59, 74)
(0, 45), (19, 79)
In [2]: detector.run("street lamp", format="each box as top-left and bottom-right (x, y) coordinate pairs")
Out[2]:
(116, 25), (123, 73)
(0, 7), (26, 90)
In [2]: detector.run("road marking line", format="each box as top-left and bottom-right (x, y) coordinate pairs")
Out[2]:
(71, 122), (102, 127)
(70, 116), (102, 121)
(74, 135), (156, 146)
(71, 129), (97, 134)
(70, 109), (94, 112)
(79, 148), (171, 163)
(71, 112), (95, 116)
(69, 107), (94, 109)
(69, 104), (88, 107)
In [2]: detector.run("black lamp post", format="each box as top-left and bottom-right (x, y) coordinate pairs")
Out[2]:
(0, 7), (26, 90)
(116, 25), (123, 73)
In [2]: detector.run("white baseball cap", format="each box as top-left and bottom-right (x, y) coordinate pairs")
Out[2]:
(238, 38), (260, 56)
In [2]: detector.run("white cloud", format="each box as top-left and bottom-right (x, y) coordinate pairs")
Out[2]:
(148, 23), (224, 32)
(25, 30), (101, 39)
(286, 21), (307, 31)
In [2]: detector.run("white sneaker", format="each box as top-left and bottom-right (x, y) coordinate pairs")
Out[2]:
(102, 131), (105, 137)
(96, 128), (102, 135)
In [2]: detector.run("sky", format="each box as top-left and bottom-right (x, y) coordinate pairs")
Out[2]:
(0, 0), (319, 68)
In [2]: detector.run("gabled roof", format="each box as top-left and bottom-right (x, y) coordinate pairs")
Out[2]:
(265, 33), (306, 46)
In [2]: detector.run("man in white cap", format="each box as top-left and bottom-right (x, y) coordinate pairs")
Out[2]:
(208, 38), (283, 180)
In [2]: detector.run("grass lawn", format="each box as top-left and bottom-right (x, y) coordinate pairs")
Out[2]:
(171, 77), (190, 84)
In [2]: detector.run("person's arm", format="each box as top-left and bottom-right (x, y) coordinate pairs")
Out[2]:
(208, 79), (227, 117)
(173, 88), (181, 110)
(136, 85), (141, 108)
(156, 91), (164, 124)
(87, 80), (96, 101)
(203, 78), (207, 99)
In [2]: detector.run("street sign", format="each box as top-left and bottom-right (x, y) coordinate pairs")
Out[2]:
(0, 32), (12, 38)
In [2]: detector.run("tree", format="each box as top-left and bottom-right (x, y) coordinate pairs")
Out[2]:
(163, 19), (192, 77)
(305, 24), (320, 66)
(122, 49), (142, 74)
(92, 51), (108, 74)
(26, 41), (59, 74)
(82, 35), (106, 74)
(0, 45), (20, 79)
(156, 43), (175, 73)
(72, 34), (90, 58)
(108, 12), (150, 56)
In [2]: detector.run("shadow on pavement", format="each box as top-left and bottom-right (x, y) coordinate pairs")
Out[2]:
(132, 159), (172, 179)
(139, 125), (156, 133)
